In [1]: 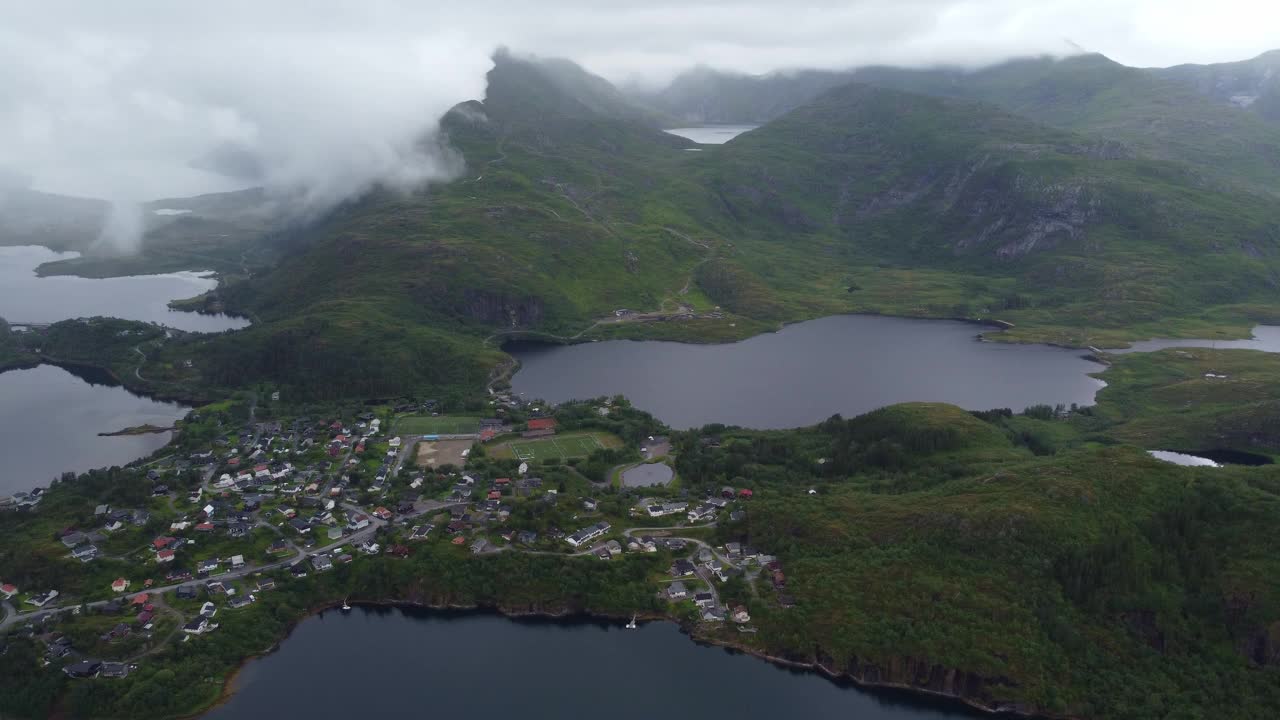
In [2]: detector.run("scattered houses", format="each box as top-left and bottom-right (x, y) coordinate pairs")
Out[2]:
(566, 521), (611, 548)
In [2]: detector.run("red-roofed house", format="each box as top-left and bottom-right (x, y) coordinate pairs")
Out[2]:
(111, 578), (130, 593)
(153, 536), (176, 551)
(487, 491), (501, 501)
(136, 611), (154, 625)
(494, 478), (511, 486)
(130, 593), (149, 606)
(0, 583), (16, 599)
(373, 507), (393, 521)
(156, 549), (176, 563)
(527, 418), (557, 431)
(738, 488), (754, 498)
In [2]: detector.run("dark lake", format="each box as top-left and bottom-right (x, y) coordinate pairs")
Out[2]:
(204, 607), (979, 720)
(0, 364), (188, 496)
(0, 244), (248, 333)
(510, 315), (1108, 429)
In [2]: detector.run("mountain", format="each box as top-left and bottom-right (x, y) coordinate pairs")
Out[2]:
(693, 81), (1280, 342)
(183, 53), (725, 401)
(643, 53), (1280, 195)
(1154, 50), (1280, 125)
(165, 51), (1280, 403)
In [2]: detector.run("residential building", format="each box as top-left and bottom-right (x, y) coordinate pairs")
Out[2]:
(565, 521), (611, 548)
(27, 590), (59, 607)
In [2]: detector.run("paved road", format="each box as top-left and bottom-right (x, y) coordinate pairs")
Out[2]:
(0, 523), (381, 633)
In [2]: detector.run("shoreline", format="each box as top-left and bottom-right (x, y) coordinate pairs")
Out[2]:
(192, 598), (1049, 720)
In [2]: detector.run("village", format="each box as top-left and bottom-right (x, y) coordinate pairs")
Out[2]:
(0, 394), (791, 681)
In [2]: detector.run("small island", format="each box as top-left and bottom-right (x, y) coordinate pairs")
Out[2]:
(98, 425), (176, 437)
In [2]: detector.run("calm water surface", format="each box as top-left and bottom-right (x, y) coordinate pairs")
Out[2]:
(0, 245), (248, 332)
(205, 608), (979, 720)
(621, 462), (675, 487)
(1111, 325), (1280, 353)
(664, 124), (759, 144)
(511, 315), (1108, 429)
(0, 365), (188, 495)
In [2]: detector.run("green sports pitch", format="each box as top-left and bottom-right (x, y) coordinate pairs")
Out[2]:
(394, 415), (482, 435)
(499, 432), (617, 462)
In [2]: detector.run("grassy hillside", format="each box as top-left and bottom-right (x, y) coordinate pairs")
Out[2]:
(643, 53), (1280, 196)
(671, 369), (1280, 718)
(1155, 49), (1280, 126)
(1093, 348), (1280, 452)
(177, 53), (1280, 401)
(694, 82), (1280, 346)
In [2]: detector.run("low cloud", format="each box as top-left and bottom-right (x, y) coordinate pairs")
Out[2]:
(2, 1), (1275, 251)
(0, 5), (493, 250)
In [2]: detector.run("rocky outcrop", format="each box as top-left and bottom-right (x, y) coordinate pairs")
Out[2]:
(460, 290), (545, 328)
(1241, 621), (1280, 666)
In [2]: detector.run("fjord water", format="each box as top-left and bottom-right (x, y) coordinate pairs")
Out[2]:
(205, 608), (978, 720)
(0, 365), (187, 495)
(510, 315), (1107, 429)
(0, 245), (248, 333)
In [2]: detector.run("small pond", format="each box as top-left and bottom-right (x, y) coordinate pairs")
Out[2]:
(621, 462), (675, 487)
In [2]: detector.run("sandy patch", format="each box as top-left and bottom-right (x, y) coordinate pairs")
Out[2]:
(415, 439), (472, 468)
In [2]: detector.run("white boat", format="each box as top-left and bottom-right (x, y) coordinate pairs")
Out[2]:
(341, 598), (351, 611)
(626, 614), (637, 629)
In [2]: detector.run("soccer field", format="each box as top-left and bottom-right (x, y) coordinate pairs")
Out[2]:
(395, 415), (481, 435)
(503, 432), (616, 462)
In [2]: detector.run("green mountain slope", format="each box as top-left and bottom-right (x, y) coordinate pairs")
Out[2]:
(177, 54), (1280, 401)
(695, 82), (1280, 343)
(1154, 49), (1280, 125)
(668, 350), (1280, 718)
(187, 54), (729, 401)
(644, 53), (1280, 195)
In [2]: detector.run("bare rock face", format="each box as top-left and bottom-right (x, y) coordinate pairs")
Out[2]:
(1242, 621), (1280, 666)
(461, 290), (545, 328)
(841, 653), (1024, 713)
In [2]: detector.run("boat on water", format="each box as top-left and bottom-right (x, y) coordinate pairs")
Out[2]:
(626, 614), (637, 629)
(341, 599), (351, 611)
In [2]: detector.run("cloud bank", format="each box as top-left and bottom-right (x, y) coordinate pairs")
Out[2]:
(1, 0), (1275, 250)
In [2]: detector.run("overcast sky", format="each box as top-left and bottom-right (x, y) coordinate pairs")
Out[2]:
(2, 0), (1276, 215)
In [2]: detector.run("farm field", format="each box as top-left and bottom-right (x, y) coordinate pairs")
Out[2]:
(394, 415), (482, 435)
(487, 431), (622, 462)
